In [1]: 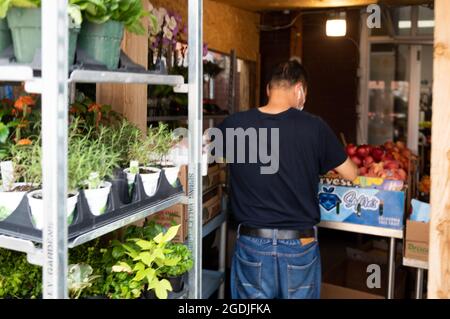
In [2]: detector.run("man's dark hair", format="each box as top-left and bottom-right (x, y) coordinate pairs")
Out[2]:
(268, 59), (308, 90)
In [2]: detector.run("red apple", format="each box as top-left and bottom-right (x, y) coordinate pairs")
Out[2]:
(384, 141), (395, 150)
(401, 149), (411, 159)
(359, 167), (368, 176)
(398, 169), (407, 181)
(345, 143), (357, 156)
(350, 155), (362, 167)
(382, 153), (394, 161)
(363, 156), (374, 167)
(371, 147), (385, 163)
(356, 145), (370, 159)
(384, 160), (400, 170)
(396, 141), (406, 150)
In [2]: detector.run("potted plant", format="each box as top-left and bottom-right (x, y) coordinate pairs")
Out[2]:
(0, 6), (11, 54)
(110, 224), (181, 299)
(147, 122), (181, 187)
(0, 0), (82, 64)
(68, 263), (100, 299)
(74, 0), (148, 69)
(68, 122), (120, 216)
(148, 3), (185, 72)
(0, 95), (43, 221)
(158, 242), (193, 292)
(124, 127), (161, 197)
(12, 138), (79, 230)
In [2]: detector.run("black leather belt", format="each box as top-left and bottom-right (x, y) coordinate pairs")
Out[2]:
(239, 225), (315, 240)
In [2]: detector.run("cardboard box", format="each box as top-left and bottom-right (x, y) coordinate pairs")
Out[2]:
(404, 219), (429, 262)
(318, 183), (405, 230)
(147, 204), (188, 243)
(202, 187), (222, 224)
(178, 164), (221, 194)
(320, 176), (404, 191)
(149, 187), (222, 242)
(322, 245), (406, 299)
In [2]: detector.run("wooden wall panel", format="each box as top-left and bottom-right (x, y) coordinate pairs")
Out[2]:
(301, 10), (360, 143)
(151, 0), (260, 62)
(96, 0), (149, 132)
(428, 0), (450, 299)
(213, 0), (433, 11)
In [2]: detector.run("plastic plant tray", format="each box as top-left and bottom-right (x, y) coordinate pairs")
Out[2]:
(0, 170), (183, 244)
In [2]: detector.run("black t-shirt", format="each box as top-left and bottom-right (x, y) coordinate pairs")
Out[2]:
(216, 107), (347, 230)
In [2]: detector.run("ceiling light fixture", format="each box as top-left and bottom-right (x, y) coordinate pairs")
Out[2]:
(326, 11), (347, 37)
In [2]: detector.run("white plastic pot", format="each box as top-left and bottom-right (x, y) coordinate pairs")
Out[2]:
(27, 190), (78, 230)
(160, 161), (180, 187)
(124, 167), (161, 197)
(84, 181), (111, 216)
(0, 183), (30, 221)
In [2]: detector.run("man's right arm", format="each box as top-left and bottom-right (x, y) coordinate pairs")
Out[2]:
(317, 118), (357, 182)
(334, 157), (358, 182)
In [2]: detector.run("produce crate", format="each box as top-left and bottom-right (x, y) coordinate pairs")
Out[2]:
(148, 186), (222, 242)
(178, 164), (221, 194)
(318, 180), (406, 230)
(202, 187), (222, 225)
(146, 204), (188, 243)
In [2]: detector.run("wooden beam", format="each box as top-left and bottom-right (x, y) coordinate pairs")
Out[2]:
(213, 0), (432, 11)
(96, 0), (149, 132)
(428, 0), (450, 299)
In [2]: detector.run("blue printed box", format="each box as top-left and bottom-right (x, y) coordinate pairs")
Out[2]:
(318, 184), (405, 230)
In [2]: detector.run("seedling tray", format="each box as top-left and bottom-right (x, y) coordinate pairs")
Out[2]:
(0, 170), (183, 244)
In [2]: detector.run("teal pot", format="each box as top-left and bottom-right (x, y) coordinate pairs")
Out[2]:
(77, 20), (124, 70)
(0, 18), (12, 54)
(7, 7), (79, 64)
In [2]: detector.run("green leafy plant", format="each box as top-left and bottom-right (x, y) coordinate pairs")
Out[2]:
(10, 118), (121, 191)
(68, 263), (101, 299)
(68, 118), (121, 190)
(159, 243), (193, 278)
(110, 225), (181, 299)
(69, 92), (122, 130)
(98, 119), (142, 168)
(147, 122), (179, 164)
(9, 134), (42, 187)
(126, 125), (150, 167)
(69, 239), (111, 297)
(0, 0), (82, 27)
(71, 0), (148, 34)
(0, 248), (42, 298)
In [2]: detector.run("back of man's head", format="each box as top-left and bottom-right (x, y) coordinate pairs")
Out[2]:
(268, 59), (308, 90)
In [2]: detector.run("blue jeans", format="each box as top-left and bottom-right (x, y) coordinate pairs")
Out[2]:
(230, 226), (321, 299)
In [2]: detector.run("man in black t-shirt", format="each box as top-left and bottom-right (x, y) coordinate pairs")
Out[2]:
(216, 59), (357, 299)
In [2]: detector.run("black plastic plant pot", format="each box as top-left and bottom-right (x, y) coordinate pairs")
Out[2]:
(142, 289), (157, 299)
(166, 275), (184, 293)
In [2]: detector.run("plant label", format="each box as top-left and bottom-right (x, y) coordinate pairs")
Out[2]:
(0, 161), (14, 191)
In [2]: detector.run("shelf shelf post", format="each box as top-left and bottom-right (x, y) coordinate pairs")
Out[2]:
(41, 0), (69, 299)
(187, 0), (204, 299)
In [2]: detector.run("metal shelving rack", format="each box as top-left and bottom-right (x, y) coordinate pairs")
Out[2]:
(0, 0), (206, 299)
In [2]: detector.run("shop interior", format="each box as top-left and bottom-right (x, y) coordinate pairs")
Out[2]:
(0, 0), (443, 299)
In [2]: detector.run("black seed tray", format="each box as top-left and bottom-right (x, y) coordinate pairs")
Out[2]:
(0, 170), (184, 244)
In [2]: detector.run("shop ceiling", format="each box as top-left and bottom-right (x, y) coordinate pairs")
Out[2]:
(214, 0), (433, 11)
